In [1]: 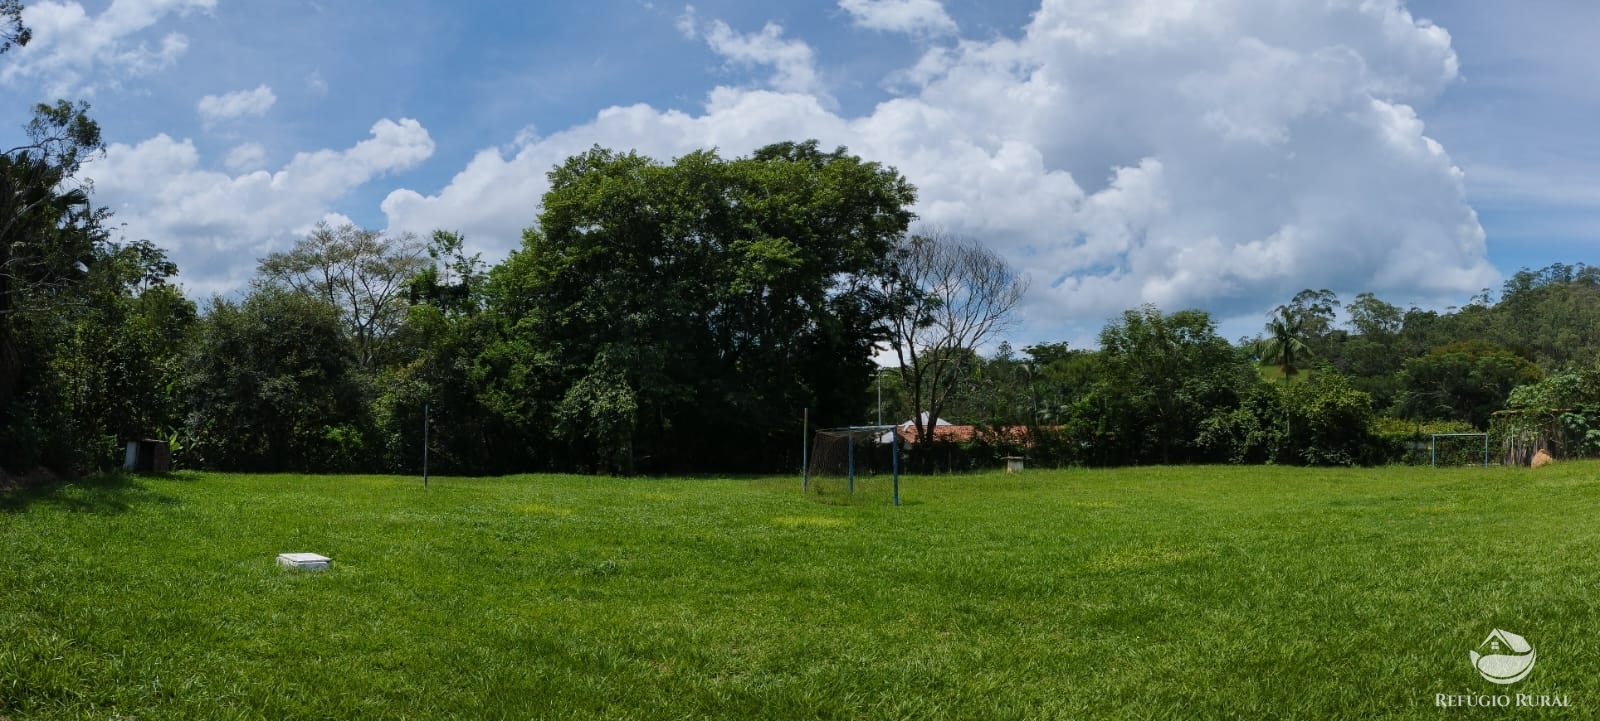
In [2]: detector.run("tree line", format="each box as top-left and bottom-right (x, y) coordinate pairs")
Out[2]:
(2, 115), (936, 475)
(876, 273), (1600, 469)
(7, 2), (1600, 476)
(9, 104), (1596, 477)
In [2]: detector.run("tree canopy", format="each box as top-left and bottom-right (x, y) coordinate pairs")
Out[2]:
(470, 141), (914, 473)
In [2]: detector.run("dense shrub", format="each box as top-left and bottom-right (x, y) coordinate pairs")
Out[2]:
(1198, 373), (1377, 466)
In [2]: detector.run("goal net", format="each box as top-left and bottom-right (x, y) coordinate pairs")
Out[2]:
(1431, 433), (1490, 468)
(805, 425), (901, 505)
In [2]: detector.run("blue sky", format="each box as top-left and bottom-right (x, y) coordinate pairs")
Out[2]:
(2, 0), (1596, 346)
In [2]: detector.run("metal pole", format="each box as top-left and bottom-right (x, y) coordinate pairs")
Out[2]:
(802, 409), (809, 493)
(1484, 433), (1490, 468)
(1430, 434), (1437, 468)
(848, 429), (855, 495)
(423, 402), (430, 488)
(892, 426), (901, 506)
(877, 369), (883, 426)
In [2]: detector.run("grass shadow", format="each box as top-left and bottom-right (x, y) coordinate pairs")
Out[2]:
(0, 470), (180, 515)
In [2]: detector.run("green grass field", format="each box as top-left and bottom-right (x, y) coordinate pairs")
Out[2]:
(4, 464), (1600, 719)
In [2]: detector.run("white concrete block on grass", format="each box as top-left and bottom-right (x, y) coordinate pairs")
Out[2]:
(277, 552), (332, 571)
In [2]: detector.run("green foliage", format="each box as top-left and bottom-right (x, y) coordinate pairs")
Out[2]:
(1346, 292), (1403, 338)
(1367, 417), (1477, 465)
(373, 232), (506, 476)
(1496, 368), (1600, 459)
(1487, 263), (1600, 368)
(555, 352), (641, 474)
(181, 289), (371, 472)
(1, 0), (29, 54)
(1276, 288), (1341, 359)
(256, 222), (428, 370)
(9, 101), (1600, 478)
(1253, 306), (1312, 378)
(1, 100), (116, 472)
(1199, 373), (1377, 466)
(46, 243), (195, 470)
(1095, 305), (1252, 464)
(481, 140), (915, 472)
(1394, 339), (1541, 428)
(1505, 368), (1600, 411)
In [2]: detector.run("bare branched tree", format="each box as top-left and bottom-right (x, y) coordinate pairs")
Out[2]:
(881, 228), (1029, 444)
(257, 222), (427, 369)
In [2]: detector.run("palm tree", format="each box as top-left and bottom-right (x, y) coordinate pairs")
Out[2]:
(1254, 307), (1315, 461)
(1255, 307), (1312, 381)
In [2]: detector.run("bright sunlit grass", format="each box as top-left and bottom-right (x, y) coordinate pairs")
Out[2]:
(5, 463), (1600, 719)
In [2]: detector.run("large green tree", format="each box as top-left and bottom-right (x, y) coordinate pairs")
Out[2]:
(182, 289), (370, 472)
(1097, 305), (1252, 464)
(373, 230), (501, 475)
(1199, 372), (1376, 466)
(483, 141), (915, 473)
(1324, 292), (1407, 410)
(49, 240), (195, 468)
(1, 99), (111, 471)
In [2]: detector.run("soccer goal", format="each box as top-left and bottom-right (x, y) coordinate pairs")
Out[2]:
(1431, 433), (1490, 468)
(804, 425), (901, 505)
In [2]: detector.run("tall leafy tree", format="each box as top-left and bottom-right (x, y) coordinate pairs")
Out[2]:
(485, 141), (914, 473)
(1, 100), (109, 471)
(374, 230), (498, 474)
(182, 289), (369, 472)
(1199, 372), (1376, 466)
(50, 240), (194, 467)
(1097, 305), (1251, 464)
(1395, 340), (1542, 428)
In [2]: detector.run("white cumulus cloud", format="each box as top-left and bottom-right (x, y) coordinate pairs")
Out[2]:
(91, 118), (435, 296)
(0, 0), (215, 95)
(198, 84), (276, 126)
(839, 0), (957, 37)
(701, 19), (830, 103)
(383, 0), (1494, 342)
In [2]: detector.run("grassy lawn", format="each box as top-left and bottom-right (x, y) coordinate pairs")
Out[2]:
(4, 464), (1600, 719)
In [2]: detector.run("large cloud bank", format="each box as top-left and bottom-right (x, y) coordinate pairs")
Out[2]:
(385, 0), (1493, 333)
(91, 0), (1495, 336)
